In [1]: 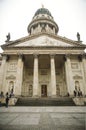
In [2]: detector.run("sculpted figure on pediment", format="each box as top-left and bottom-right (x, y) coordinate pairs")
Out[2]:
(77, 32), (80, 41)
(5, 33), (10, 42)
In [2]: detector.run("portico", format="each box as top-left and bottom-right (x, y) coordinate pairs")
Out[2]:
(21, 54), (69, 97)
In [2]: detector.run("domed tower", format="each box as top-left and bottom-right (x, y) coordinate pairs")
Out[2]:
(27, 7), (59, 35)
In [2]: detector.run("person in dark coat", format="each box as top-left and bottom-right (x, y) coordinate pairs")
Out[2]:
(5, 92), (9, 107)
(0, 91), (4, 98)
(74, 86), (77, 97)
(78, 88), (83, 97)
(74, 90), (76, 97)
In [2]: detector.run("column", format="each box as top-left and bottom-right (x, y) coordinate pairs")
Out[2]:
(50, 54), (56, 97)
(82, 55), (86, 95)
(16, 54), (23, 96)
(33, 54), (39, 97)
(64, 55), (74, 95)
(0, 55), (7, 92)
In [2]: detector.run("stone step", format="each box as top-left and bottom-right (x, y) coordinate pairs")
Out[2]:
(0, 106), (85, 113)
(15, 97), (76, 106)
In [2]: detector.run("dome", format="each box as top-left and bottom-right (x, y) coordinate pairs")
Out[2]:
(27, 7), (59, 35)
(34, 8), (53, 18)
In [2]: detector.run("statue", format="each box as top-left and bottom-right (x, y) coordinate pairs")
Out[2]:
(41, 4), (44, 8)
(5, 33), (10, 42)
(77, 32), (80, 41)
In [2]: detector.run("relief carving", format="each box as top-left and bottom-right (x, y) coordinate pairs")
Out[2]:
(6, 75), (16, 79)
(71, 63), (78, 69)
(73, 75), (82, 79)
(7, 62), (17, 72)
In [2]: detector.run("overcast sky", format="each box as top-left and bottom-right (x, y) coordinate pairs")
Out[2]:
(0, 0), (86, 52)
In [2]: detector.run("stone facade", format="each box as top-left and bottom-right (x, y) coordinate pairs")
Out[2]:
(0, 7), (86, 97)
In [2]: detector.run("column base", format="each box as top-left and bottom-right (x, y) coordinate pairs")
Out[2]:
(33, 95), (39, 98)
(51, 95), (57, 98)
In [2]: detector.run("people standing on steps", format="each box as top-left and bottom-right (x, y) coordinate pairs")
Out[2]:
(74, 86), (83, 97)
(5, 92), (9, 107)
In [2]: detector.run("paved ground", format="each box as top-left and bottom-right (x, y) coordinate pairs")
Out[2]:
(0, 107), (86, 130)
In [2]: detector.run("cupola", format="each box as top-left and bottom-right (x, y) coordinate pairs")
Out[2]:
(27, 7), (59, 35)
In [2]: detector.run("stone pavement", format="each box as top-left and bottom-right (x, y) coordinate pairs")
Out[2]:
(0, 106), (86, 130)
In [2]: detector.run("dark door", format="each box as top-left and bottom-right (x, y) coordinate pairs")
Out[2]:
(56, 85), (60, 96)
(41, 85), (47, 97)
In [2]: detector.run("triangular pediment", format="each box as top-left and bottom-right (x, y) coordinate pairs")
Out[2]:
(2, 33), (86, 49)
(14, 36), (74, 47)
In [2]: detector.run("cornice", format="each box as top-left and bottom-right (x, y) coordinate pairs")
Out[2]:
(28, 17), (58, 29)
(3, 44), (86, 51)
(3, 51), (86, 56)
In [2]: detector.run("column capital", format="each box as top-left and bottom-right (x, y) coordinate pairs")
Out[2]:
(18, 53), (23, 58)
(78, 54), (82, 62)
(33, 54), (39, 58)
(63, 54), (70, 61)
(18, 53), (24, 61)
(82, 54), (86, 59)
(50, 54), (55, 58)
(1, 54), (10, 61)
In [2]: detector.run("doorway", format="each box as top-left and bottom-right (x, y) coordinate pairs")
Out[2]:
(41, 85), (47, 97)
(56, 85), (60, 96)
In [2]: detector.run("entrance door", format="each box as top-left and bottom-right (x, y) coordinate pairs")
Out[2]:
(56, 85), (60, 96)
(41, 85), (47, 97)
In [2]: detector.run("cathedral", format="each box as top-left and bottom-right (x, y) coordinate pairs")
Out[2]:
(0, 7), (86, 98)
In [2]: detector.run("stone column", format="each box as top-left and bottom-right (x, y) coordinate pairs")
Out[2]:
(82, 55), (86, 95)
(64, 55), (74, 95)
(33, 54), (39, 97)
(31, 27), (33, 34)
(15, 54), (24, 96)
(50, 54), (56, 97)
(38, 24), (41, 33)
(0, 55), (7, 92)
(53, 27), (55, 34)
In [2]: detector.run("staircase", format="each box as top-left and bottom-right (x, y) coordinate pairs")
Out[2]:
(15, 97), (76, 106)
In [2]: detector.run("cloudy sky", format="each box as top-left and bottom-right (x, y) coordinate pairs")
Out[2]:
(0, 0), (86, 52)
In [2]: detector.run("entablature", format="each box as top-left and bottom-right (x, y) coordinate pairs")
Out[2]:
(2, 49), (85, 56)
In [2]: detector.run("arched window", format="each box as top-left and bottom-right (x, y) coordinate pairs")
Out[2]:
(75, 81), (80, 90)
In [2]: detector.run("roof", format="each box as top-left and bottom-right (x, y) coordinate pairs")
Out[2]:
(34, 8), (53, 18)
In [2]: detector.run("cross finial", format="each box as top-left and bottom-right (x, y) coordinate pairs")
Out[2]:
(42, 4), (44, 8)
